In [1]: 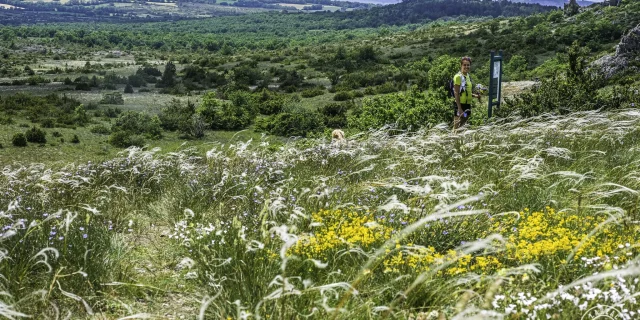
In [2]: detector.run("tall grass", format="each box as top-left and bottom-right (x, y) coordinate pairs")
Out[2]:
(2, 109), (640, 318)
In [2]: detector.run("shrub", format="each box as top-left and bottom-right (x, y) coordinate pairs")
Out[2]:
(90, 124), (111, 135)
(124, 84), (134, 93)
(71, 134), (80, 143)
(108, 130), (145, 148)
(319, 102), (349, 128)
(159, 99), (196, 135)
(375, 82), (400, 94)
(427, 55), (459, 91)
(256, 106), (325, 137)
(52, 131), (62, 137)
(41, 118), (55, 128)
(75, 82), (91, 91)
(300, 87), (325, 98)
(348, 86), (451, 131)
(197, 92), (255, 130)
(111, 111), (162, 140)
(25, 127), (47, 143)
(12, 133), (27, 147)
(100, 92), (125, 105)
(333, 91), (352, 101)
(0, 116), (14, 125)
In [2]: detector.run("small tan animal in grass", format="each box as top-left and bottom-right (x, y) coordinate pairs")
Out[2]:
(331, 129), (345, 142)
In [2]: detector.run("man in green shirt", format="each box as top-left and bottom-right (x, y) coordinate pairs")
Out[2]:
(453, 56), (481, 129)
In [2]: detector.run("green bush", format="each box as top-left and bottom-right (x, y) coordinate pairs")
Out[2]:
(300, 86), (325, 98)
(333, 91), (352, 101)
(159, 98), (196, 132)
(319, 102), (349, 128)
(71, 134), (80, 144)
(114, 111), (162, 138)
(108, 111), (162, 147)
(256, 107), (325, 137)
(348, 86), (451, 131)
(90, 124), (111, 135)
(374, 82), (399, 94)
(124, 83), (134, 93)
(12, 133), (27, 147)
(498, 71), (616, 118)
(108, 130), (145, 148)
(100, 92), (125, 105)
(197, 92), (255, 130)
(427, 55), (459, 91)
(41, 118), (55, 128)
(75, 82), (91, 91)
(25, 127), (47, 143)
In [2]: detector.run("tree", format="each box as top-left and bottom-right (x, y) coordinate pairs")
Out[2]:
(197, 92), (254, 130)
(564, 0), (579, 16)
(488, 20), (500, 34)
(507, 55), (528, 80)
(567, 41), (588, 80)
(124, 83), (134, 93)
(427, 55), (459, 91)
(25, 127), (47, 143)
(12, 133), (27, 147)
(158, 61), (176, 87)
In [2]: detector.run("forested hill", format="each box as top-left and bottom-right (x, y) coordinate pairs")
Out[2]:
(327, 0), (557, 26)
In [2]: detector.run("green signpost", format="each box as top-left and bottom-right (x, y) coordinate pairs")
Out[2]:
(488, 50), (504, 118)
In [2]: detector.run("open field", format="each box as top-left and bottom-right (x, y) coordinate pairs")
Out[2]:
(3, 109), (640, 318)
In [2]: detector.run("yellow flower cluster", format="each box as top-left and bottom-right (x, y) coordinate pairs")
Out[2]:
(292, 209), (393, 259)
(290, 207), (639, 277)
(499, 207), (639, 264)
(382, 246), (503, 275)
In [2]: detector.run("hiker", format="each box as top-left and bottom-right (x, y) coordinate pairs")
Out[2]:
(453, 56), (482, 129)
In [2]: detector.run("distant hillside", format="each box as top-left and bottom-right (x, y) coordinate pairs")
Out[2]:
(513, 0), (602, 7)
(336, 0), (601, 7)
(330, 0), (558, 27)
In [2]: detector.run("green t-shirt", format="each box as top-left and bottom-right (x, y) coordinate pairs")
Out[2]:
(453, 73), (473, 105)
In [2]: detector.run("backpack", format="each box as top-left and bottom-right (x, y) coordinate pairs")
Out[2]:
(445, 78), (455, 98)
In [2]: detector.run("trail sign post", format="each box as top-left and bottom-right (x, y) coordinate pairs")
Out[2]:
(488, 50), (504, 118)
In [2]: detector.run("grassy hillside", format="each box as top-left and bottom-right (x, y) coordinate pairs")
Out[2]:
(2, 109), (640, 318)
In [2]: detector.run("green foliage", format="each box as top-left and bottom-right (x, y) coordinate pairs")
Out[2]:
(124, 83), (134, 93)
(108, 131), (145, 148)
(506, 55), (528, 81)
(333, 91), (352, 101)
(300, 86), (325, 98)
(100, 92), (124, 105)
(499, 72), (603, 118)
(109, 111), (162, 147)
(71, 134), (80, 143)
(427, 55), (460, 91)
(318, 102), (349, 128)
(256, 106), (325, 137)
(25, 126), (47, 143)
(74, 82), (91, 91)
(348, 86), (451, 131)
(0, 93), (84, 126)
(11, 133), (27, 147)
(157, 61), (177, 88)
(0, 116), (14, 125)
(197, 92), (255, 130)
(90, 124), (111, 135)
(159, 98), (199, 138)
